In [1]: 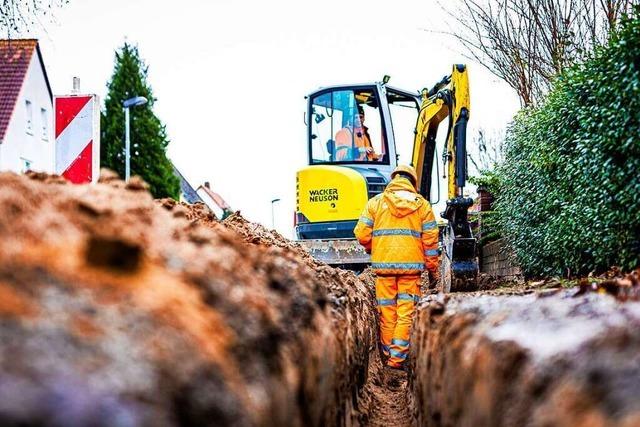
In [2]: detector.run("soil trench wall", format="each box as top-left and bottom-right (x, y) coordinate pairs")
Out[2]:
(0, 171), (377, 427)
(409, 291), (640, 427)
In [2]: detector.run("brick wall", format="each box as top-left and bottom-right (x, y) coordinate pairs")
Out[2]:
(477, 188), (494, 211)
(481, 238), (522, 279)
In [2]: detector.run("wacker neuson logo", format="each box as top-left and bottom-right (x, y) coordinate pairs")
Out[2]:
(309, 188), (339, 202)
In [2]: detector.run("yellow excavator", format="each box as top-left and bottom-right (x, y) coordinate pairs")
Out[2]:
(295, 65), (478, 292)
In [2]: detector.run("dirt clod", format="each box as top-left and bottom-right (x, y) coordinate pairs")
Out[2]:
(125, 176), (150, 191)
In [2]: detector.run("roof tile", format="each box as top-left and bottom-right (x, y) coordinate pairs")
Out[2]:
(0, 39), (38, 142)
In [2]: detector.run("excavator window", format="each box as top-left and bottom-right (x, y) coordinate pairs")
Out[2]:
(386, 90), (420, 164)
(309, 87), (388, 165)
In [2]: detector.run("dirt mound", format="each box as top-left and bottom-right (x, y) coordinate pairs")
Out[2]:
(220, 212), (382, 424)
(410, 289), (640, 426)
(0, 172), (376, 426)
(222, 213), (314, 261)
(156, 197), (218, 224)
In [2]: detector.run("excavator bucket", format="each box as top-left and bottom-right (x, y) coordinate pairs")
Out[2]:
(439, 198), (479, 292)
(440, 232), (479, 292)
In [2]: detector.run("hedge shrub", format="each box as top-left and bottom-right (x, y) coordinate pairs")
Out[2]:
(495, 11), (640, 276)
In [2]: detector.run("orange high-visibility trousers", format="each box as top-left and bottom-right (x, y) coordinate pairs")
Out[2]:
(375, 274), (421, 368)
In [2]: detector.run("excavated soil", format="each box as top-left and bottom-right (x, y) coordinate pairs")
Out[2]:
(220, 215), (418, 427)
(2, 170), (639, 427)
(0, 171), (377, 427)
(410, 272), (640, 427)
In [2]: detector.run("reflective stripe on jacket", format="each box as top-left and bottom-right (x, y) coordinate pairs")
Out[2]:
(354, 176), (439, 275)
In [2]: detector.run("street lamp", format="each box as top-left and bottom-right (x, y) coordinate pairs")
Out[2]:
(271, 198), (281, 229)
(122, 96), (148, 181)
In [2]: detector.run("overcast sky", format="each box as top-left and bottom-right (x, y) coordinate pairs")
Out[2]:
(28, 0), (520, 237)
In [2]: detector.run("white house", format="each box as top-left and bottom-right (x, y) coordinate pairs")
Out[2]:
(196, 182), (233, 220)
(0, 39), (54, 173)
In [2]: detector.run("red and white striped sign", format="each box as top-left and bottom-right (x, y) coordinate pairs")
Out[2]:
(54, 94), (100, 183)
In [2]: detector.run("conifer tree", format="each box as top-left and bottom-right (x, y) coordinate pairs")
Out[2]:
(101, 42), (179, 199)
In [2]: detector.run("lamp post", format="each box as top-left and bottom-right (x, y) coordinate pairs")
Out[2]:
(123, 96), (148, 181)
(271, 198), (281, 229)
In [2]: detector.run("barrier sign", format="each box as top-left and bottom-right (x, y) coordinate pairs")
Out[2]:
(54, 94), (100, 183)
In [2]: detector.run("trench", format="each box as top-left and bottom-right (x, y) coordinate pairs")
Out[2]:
(358, 269), (640, 427)
(356, 349), (414, 427)
(0, 171), (639, 426)
(355, 276), (439, 427)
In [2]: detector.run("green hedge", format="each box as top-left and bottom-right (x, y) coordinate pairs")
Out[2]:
(495, 11), (640, 276)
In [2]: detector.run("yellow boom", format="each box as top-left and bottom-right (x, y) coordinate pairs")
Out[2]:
(411, 64), (477, 292)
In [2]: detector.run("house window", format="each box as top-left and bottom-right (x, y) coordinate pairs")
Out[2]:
(20, 158), (32, 173)
(41, 108), (48, 140)
(25, 100), (33, 134)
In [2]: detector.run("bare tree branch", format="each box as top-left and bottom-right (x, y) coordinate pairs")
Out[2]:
(440, 0), (640, 106)
(468, 127), (506, 176)
(0, 0), (69, 35)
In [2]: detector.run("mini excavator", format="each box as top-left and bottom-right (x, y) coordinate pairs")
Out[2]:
(295, 66), (478, 292)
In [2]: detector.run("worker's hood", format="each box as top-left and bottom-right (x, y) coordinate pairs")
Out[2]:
(382, 177), (424, 218)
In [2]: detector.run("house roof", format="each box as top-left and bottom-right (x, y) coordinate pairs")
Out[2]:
(0, 39), (53, 143)
(197, 185), (232, 211)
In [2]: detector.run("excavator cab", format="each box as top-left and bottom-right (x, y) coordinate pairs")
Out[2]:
(296, 83), (424, 266)
(297, 84), (422, 238)
(309, 87), (390, 164)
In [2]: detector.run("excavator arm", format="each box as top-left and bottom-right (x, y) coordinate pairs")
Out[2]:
(412, 64), (478, 292)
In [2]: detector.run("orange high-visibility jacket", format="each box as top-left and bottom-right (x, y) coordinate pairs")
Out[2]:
(335, 126), (379, 161)
(354, 176), (439, 275)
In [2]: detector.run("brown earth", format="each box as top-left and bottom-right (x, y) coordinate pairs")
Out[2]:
(356, 350), (415, 427)
(410, 285), (640, 427)
(2, 170), (639, 427)
(0, 170), (377, 427)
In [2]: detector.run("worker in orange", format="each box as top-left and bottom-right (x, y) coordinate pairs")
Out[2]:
(354, 165), (440, 370)
(334, 106), (379, 161)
